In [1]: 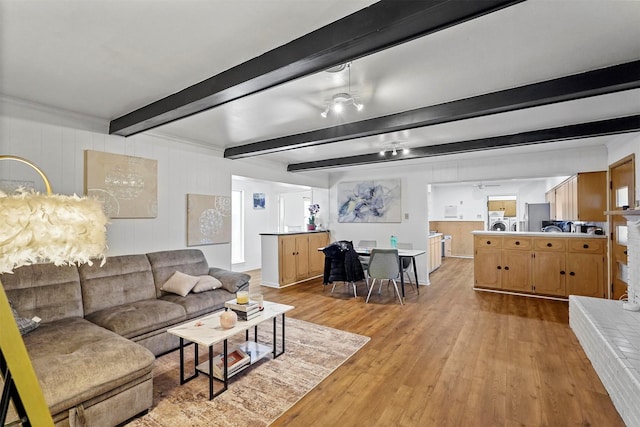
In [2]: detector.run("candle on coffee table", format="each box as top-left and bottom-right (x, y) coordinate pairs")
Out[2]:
(236, 290), (249, 304)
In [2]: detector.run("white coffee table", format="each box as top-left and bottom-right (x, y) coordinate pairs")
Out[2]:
(167, 300), (294, 399)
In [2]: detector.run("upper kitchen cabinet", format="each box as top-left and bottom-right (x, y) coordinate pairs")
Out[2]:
(546, 172), (606, 221)
(487, 199), (517, 217)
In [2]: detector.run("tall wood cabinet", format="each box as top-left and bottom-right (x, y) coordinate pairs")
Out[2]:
(261, 231), (330, 288)
(546, 172), (606, 221)
(473, 233), (606, 299)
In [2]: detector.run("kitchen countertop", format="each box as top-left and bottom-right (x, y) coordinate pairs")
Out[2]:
(260, 230), (329, 236)
(472, 231), (606, 239)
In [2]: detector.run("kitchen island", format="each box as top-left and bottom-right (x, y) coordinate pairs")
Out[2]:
(472, 231), (607, 299)
(260, 230), (330, 288)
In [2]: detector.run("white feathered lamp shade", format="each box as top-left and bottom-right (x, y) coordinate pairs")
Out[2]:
(0, 155), (108, 426)
(0, 191), (108, 273)
(0, 155), (108, 272)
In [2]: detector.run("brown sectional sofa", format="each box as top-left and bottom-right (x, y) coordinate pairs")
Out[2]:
(3, 249), (250, 427)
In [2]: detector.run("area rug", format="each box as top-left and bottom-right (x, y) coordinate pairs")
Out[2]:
(125, 318), (370, 426)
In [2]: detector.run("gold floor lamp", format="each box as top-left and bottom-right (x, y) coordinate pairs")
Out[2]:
(0, 155), (108, 426)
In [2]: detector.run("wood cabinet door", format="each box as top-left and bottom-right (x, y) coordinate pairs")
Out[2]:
(308, 233), (329, 276)
(546, 190), (556, 220)
(555, 183), (567, 220)
(502, 250), (531, 292)
(577, 171), (606, 221)
(433, 236), (442, 268)
(567, 176), (578, 220)
(474, 248), (502, 289)
(428, 236), (441, 272)
(279, 236), (298, 285)
(532, 251), (566, 296)
(566, 253), (604, 298)
(295, 235), (309, 279)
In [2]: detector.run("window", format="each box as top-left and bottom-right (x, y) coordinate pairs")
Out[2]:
(616, 186), (629, 208)
(231, 190), (244, 264)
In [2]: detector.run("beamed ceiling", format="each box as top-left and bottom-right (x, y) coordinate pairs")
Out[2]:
(2, 0), (639, 173)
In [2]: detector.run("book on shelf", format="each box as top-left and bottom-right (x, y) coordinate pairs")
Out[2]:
(225, 299), (259, 312)
(212, 348), (250, 380)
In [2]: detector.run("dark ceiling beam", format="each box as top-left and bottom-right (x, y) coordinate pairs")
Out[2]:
(226, 60), (640, 159)
(109, 0), (524, 137)
(286, 115), (640, 171)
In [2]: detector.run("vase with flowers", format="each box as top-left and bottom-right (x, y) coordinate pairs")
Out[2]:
(307, 203), (320, 231)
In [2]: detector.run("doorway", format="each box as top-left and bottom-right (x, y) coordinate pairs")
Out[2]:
(487, 195), (517, 231)
(609, 154), (635, 300)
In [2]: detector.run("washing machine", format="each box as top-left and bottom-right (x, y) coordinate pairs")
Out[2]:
(489, 218), (509, 231)
(508, 217), (519, 232)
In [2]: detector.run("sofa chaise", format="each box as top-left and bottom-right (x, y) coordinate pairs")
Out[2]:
(2, 248), (250, 427)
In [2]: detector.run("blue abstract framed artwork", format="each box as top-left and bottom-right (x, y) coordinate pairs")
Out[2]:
(337, 179), (401, 223)
(253, 193), (266, 209)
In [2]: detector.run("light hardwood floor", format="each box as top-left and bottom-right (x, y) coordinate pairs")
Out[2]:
(248, 257), (624, 426)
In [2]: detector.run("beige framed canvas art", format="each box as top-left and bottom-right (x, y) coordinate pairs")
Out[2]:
(84, 150), (158, 218)
(187, 194), (231, 246)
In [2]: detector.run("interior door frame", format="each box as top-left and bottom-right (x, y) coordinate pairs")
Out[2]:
(608, 153), (636, 299)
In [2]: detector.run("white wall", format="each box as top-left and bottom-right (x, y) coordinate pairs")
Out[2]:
(281, 191), (310, 230)
(0, 97), (329, 271)
(231, 178), (278, 272)
(328, 172), (430, 285)
(430, 179), (563, 225)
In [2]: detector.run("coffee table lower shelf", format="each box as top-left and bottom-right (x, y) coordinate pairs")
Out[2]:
(195, 341), (273, 380)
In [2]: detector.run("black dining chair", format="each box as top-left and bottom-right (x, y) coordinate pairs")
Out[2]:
(397, 242), (414, 285)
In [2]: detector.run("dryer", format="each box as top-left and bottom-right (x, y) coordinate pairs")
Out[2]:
(490, 218), (509, 231)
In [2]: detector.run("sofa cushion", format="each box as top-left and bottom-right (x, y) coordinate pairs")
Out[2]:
(161, 271), (200, 296)
(146, 249), (210, 297)
(79, 254), (156, 316)
(160, 288), (236, 318)
(192, 275), (223, 293)
(1, 263), (83, 322)
(209, 267), (251, 293)
(85, 299), (186, 339)
(22, 317), (155, 417)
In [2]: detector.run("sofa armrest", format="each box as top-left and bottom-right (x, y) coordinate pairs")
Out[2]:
(208, 268), (251, 293)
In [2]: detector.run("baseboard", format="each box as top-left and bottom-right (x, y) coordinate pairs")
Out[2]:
(473, 287), (568, 301)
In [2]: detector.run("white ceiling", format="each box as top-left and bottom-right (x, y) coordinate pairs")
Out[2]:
(1, 0), (639, 170)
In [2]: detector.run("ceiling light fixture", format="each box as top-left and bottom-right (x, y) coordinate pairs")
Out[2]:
(321, 63), (363, 118)
(380, 143), (410, 156)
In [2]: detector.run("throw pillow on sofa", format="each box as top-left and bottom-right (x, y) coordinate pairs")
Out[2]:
(209, 268), (251, 293)
(192, 275), (223, 293)
(9, 300), (40, 335)
(161, 271), (200, 296)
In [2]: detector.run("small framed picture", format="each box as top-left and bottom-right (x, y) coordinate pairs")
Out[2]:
(253, 193), (266, 209)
